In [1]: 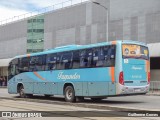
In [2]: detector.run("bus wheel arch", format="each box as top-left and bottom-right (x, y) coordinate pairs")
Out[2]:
(17, 83), (29, 98)
(63, 83), (76, 102)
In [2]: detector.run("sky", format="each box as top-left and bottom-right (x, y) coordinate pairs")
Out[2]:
(0, 0), (88, 22)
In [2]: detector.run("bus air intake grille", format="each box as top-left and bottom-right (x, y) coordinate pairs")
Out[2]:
(124, 81), (133, 83)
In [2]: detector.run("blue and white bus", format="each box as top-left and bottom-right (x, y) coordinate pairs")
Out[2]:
(8, 40), (150, 102)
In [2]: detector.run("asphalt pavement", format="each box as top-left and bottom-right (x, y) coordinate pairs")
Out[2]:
(0, 87), (160, 111)
(1, 98), (159, 120)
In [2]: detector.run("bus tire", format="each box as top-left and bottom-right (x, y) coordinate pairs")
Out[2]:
(64, 86), (76, 102)
(19, 85), (26, 98)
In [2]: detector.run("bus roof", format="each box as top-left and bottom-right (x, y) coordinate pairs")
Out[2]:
(15, 40), (147, 58)
(121, 40), (147, 46)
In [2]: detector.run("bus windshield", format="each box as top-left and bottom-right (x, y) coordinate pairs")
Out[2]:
(122, 44), (149, 60)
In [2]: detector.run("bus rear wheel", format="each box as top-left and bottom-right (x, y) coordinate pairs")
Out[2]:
(64, 86), (76, 102)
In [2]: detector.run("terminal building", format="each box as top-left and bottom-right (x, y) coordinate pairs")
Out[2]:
(0, 0), (160, 82)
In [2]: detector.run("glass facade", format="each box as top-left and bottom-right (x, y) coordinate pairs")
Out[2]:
(27, 15), (44, 53)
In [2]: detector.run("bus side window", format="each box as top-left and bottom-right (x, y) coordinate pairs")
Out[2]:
(140, 46), (149, 60)
(93, 47), (104, 67)
(61, 52), (73, 69)
(19, 57), (30, 73)
(13, 59), (19, 75)
(8, 63), (12, 80)
(29, 55), (46, 71)
(46, 54), (57, 70)
(40, 55), (46, 71)
(86, 49), (93, 67)
(29, 57), (35, 71)
(103, 45), (116, 67)
(56, 53), (61, 70)
(8, 59), (19, 79)
(80, 49), (92, 68)
(80, 50), (87, 68)
(72, 51), (80, 69)
(111, 45), (116, 66)
(11, 65), (16, 76)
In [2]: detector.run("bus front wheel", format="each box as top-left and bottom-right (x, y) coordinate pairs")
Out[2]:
(19, 85), (26, 98)
(19, 85), (33, 98)
(64, 86), (76, 102)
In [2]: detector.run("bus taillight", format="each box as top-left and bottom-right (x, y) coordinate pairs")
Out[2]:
(119, 71), (124, 85)
(148, 72), (150, 84)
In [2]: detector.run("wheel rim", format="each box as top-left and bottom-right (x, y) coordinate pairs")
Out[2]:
(66, 89), (72, 100)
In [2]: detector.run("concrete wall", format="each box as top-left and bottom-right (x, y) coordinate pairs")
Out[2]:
(110, 0), (160, 20)
(0, 20), (27, 59)
(44, 3), (86, 48)
(109, 0), (160, 43)
(0, 0), (160, 59)
(0, 37), (27, 58)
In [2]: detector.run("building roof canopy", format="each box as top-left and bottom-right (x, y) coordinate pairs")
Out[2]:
(0, 58), (12, 67)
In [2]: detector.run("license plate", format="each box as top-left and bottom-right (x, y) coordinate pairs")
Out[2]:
(134, 88), (141, 92)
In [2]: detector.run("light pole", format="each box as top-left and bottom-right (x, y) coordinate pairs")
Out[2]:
(91, 1), (109, 42)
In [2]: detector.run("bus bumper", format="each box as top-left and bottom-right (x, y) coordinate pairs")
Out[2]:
(116, 84), (150, 95)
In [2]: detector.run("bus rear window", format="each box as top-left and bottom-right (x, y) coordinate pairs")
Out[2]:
(122, 44), (149, 60)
